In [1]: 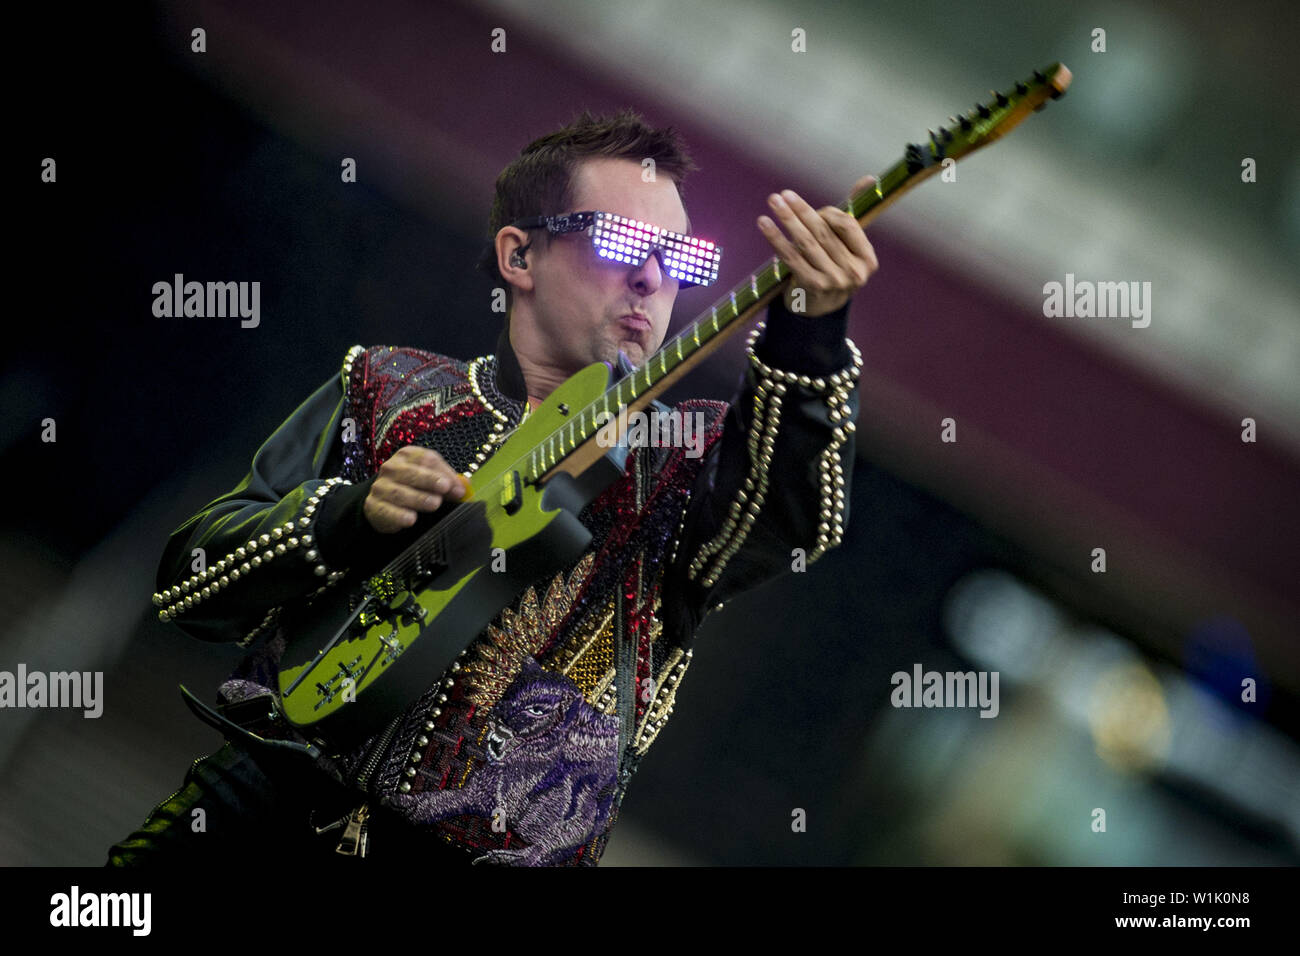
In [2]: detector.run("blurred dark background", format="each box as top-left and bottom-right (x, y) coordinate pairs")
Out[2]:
(3, 0), (1297, 865)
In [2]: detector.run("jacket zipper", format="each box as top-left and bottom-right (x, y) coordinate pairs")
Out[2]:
(355, 714), (402, 793)
(327, 714), (401, 858)
(138, 751), (213, 827)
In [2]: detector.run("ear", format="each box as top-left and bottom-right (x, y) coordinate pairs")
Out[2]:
(495, 227), (535, 294)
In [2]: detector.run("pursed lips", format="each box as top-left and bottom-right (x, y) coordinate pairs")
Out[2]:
(619, 313), (652, 334)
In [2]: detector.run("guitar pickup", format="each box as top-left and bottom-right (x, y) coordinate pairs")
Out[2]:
(499, 469), (524, 515)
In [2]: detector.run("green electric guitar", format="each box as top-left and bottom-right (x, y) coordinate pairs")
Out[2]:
(273, 63), (1073, 745)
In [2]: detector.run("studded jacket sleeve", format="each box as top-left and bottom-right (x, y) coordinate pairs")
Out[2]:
(664, 294), (862, 637)
(151, 370), (384, 644)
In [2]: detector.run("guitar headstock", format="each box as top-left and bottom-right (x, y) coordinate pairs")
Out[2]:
(911, 63), (1072, 171)
(846, 63), (1071, 225)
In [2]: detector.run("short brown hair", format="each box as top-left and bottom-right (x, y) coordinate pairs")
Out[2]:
(476, 108), (698, 288)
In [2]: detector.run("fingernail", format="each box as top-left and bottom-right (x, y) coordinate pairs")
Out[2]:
(781, 189), (797, 201)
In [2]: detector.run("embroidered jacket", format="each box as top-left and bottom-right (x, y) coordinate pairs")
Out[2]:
(151, 297), (862, 865)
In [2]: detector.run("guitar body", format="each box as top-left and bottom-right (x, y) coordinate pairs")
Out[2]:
(276, 361), (620, 746)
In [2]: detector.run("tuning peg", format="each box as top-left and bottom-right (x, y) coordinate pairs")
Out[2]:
(976, 103), (991, 118)
(904, 142), (926, 172)
(960, 114), (973, 130)
(993, 89), (1009, 107)
(1015, 81), (1028, 95)
(1033, 69), (1046, 83)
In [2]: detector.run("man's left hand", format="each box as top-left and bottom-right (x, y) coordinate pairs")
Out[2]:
(757, 174), (880, 317)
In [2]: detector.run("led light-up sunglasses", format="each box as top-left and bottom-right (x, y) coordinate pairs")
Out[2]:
(511, 211), (723, 287)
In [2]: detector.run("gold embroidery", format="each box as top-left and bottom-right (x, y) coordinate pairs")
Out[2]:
(460, 553), (594, 710)
(633, 648), (692, 755)
(592, 667), (617, 715)
(547, 599), (616, 700)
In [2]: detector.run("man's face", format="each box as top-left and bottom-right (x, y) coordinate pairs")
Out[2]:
(524, 157), (689, 371)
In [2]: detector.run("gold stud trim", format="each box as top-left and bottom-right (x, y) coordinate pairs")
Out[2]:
(465, 355), (530, 476)
(153, 477), (351, 623)
(633, 648), (691, 755)
(687, 322), (861, 587)
(342, 344), (365, 387)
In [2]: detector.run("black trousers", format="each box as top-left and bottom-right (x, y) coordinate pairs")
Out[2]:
(106, 741), (472, 867)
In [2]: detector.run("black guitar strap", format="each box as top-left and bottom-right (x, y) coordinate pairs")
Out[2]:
(612, 396), (669, 790)
(615, 586), (635, 788)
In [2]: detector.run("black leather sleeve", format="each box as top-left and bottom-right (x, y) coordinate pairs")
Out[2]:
(151, 369), (384, 644)
(663, 293), (862, 641)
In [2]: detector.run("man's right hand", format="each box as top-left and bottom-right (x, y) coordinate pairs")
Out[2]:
(363, 446), (468, 534)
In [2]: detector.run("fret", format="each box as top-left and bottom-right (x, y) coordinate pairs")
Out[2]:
(675, 337), (683, 362)
(692, 324), (700, 348)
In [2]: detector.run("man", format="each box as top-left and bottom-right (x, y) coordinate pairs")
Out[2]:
(109, 109), (877, 866)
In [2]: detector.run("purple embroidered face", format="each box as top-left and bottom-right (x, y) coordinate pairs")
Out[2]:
(485, 659), (619, 765)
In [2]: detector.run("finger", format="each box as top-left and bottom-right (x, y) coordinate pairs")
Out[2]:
(391, 445), (458, 476)
(822, 208), (878, 278)
(768, 191), (843, 277)
(759, 205), (840, 295)
(757, 212), (816, 279)
(364, 495), (418, 532)
(809, 206), (875, 281)
(373, 475), (446, 513)
(848, 173), (877, 200)
(413, 448), (468, 497)
(382, 457), (466, 498)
